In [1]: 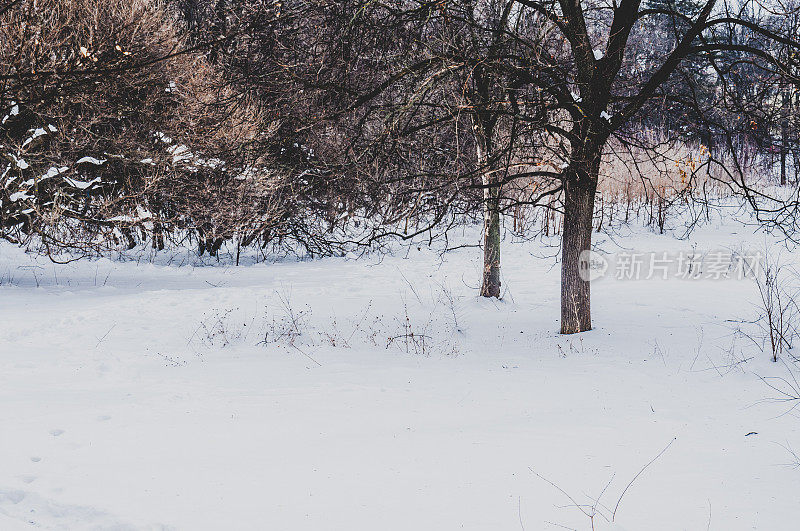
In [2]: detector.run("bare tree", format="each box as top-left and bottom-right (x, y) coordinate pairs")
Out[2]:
(266, 0), (800, 332)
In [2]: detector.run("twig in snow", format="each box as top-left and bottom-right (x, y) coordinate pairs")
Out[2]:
(290, 343), (322, 367)
(529, 468), (609, 529)
(612, 437), (676, 522)
(95, 323), (116, 348)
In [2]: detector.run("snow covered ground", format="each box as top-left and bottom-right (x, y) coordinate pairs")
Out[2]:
(1, 209), (799, 530)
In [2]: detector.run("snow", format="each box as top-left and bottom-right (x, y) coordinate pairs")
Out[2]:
(8, 154), (29, 170)
(107, 208), (152, 223)
(62, 176), (101, 189)
(7, 191), (31, 202)
(594, 48), (604, 60)
(195, 157), (224, 169)
(75, 156), (106, 165)
(21, 128), (48, 149)
(167, 144), (192, 164)
(1, 213), (799, 529)
(2, 103), (19, 124)
(39, 166), (69, 180)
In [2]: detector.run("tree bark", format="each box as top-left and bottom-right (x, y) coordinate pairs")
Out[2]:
(475, 123), (501, 298)
(560, 157), (599, 334)
(781, 87), (789, 186)
(481, 183), (502, 298)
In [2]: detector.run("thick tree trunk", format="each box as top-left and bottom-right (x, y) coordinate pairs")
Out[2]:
(560, 158), (599, 334)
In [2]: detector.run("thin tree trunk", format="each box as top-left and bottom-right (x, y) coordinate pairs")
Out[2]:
(482, 184), (501, 298)
(153, 223), (165, 251)
(560, 157), (599, 334)
(476, 126), (501, 298)
(781, 87), (789, 186)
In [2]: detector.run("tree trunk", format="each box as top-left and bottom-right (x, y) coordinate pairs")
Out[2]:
(475, 124), (501, 298)
(560, 158), (599, 334)
(781, 87), (789, 186)
(481, 184), (501, 298)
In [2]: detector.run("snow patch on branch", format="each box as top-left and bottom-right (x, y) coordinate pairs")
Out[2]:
(1, 102), (19, 124)
(63, 176), (101, 190)
(8, 153), (29, 169)
(22, 128), (49, 148)
(76, 156), (107, 165)
(9, 190), (33, 202)
(41, 166), (70, 180)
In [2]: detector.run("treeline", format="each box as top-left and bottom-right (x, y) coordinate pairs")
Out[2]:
(3, 0), (800, 332)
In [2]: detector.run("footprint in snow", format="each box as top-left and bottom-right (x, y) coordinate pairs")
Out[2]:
(49, 429), (64, 437)
(96, 415), (111, 421)
(30, 457), (41, 463)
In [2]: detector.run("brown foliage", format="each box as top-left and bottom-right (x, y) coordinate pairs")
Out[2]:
(0, 0), (287, 255)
